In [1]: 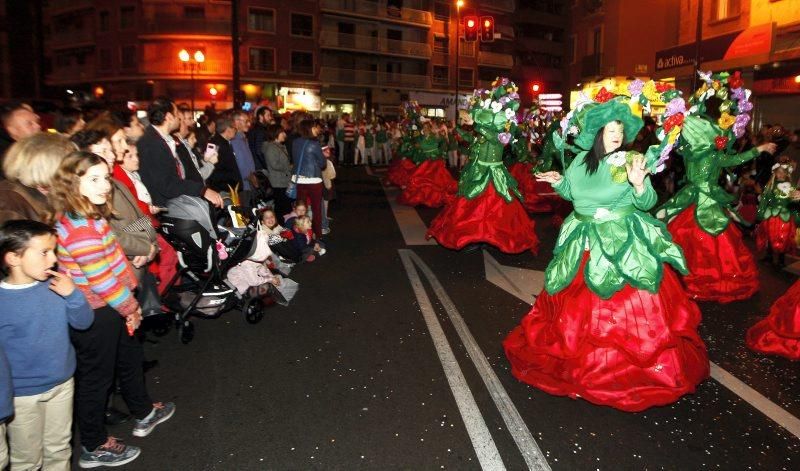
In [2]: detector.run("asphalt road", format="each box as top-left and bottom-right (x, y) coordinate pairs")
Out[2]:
(78, 165), (800, 470)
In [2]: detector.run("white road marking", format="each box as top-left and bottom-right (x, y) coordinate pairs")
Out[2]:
(382, 183), (437, 246)
(710, 362), (800, 439)
(483, 250), (544, 305)
(398, 250), (506, 470)
(403, 249), (552, 471)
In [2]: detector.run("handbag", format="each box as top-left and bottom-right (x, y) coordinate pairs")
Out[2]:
(286, 141), (310, 199)
(136, 270), (162, 317)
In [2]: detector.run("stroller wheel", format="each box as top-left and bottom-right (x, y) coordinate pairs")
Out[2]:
(243, 297), (264, 324)
(178, 320), (195, 344)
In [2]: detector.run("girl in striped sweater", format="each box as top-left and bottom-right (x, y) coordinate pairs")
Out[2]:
(50, 151), (174, 468)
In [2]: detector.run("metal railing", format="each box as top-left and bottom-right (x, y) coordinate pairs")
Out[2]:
(46, 0), (93, 13)
(477, 50), (514, 68)
(319, 31), (430, 58)
(140, 18), (230, 36)
(47, 65), (96, 84)
(319, 67), (430, 89)
(138, 59), (231, 77)
(46, 28), (94, 46)
(581, 53), (602, 77)
(320, 0), (432, 27)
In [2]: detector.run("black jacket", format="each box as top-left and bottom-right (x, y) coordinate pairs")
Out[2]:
(207, 133), (242, 192)
(174, 136), (204, 184)
(136, 125), (205, 207)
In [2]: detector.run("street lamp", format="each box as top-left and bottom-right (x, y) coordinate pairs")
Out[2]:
(179, 49), (206, 112)
(454, 0), (464, 122)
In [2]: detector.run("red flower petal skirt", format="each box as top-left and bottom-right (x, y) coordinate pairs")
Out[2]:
(755, 216), (797, 255)
(746, 279), (800, 360)
(508, 162), (558, 213)
(426, 183), (539, 254)
(668, 205), (759, 303)
(397, 160), (457, 208)
(385, 158), (417, 188)
(504, 254), (709, 412)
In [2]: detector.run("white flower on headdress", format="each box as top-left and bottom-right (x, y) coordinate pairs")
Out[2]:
(574, 92), (592, 110)
(504, 108), (516, 120)
(482, 98), (492, 109)
(777, 182), (792, 195)
(698, 70), (713, 85)
(411, 124), (418, 130)
(606, 151), (627, 167)
(491, 101), (503, 113)
(567, 125), (579, 136)
(594, 208), (611, 220)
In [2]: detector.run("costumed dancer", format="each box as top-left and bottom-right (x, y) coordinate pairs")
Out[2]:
(509, 113), (561, 214)
(426, 78), (539, 254)
(746, 278), (800, 360)
(504, 84), (709, 412)
(656, 71), (776, 303)
(755, 160), (799, 265)
(397, 120), (457, 208)
(385, 102), (422, 188)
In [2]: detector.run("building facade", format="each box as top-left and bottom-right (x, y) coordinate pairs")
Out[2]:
(41, 0), (568, 119)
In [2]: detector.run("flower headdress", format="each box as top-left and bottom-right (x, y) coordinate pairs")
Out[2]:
(400, 100), (422, 133)
(689, 70), (753, 153)
(466, 77), (521, 145)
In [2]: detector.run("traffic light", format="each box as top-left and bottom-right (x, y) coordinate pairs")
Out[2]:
(531, 82), (542, 95)
(464, 16), (478, 42)
(480, 16), (494, 42)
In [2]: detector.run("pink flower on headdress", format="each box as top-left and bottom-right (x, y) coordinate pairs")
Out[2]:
(738, 100), (753, 113)
(731, 87), (745, 101)
(498, 132), (512, 145)
(664, 97), (686, 118)
(627, 79), (644, 98)
(733, 113), (750, 138)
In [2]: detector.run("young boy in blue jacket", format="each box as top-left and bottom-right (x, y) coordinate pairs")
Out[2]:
(0, 220), (94, 470)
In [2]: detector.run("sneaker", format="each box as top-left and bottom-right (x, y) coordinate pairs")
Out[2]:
(321, 228), (331, 235)
(318, 248), (327, 256)
(79, 437), (140, 468)
(132, 402), (176, 437)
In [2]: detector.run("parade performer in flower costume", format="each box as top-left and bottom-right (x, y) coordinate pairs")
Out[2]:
(426, 78), (539, 254)
(385, 102), (422, 188)
(755, 161), (799, 262)
(397, 120), (457, 208)
(504, 84), (709, 412)
(508, 114), (561, 213)
(746, 278), (800, 360)
(656, 71), (776, 303)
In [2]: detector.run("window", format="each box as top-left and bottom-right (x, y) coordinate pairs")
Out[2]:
(184, 6), (205, 19)
(120, 6), (135, 30)
(433, 2), (450, 21)
(248, 47), (275, 72)
(433, 65), (449, 84)
(434, 36), (449, 53)
(458, 68), (473, 87)
(291, 51), (314, 74)
(459, 38), (476, 56)
(713, 0), (741, 20)
(98, 11), (110, 32)
(120, 45), (136, 69)
(291, 13), (313, 37)
(99, 49), (112, 70)
(248, 8), (275, 33)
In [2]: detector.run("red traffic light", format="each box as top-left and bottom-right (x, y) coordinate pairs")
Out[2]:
(531, 82), (542, 95)
(480, 16), (494, 42)
(464, 16), (478, 42)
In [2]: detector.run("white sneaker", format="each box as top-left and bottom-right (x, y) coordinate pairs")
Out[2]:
(321, 228), (331, 235)
(318, 248), (327, 256)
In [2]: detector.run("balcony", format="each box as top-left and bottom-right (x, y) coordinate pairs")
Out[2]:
(320, 0), (432, 28)
(319, 31), (430, 59)
(47, 64), (96, 85)
(46, 29), (95, 48)
(517, 37), (566, 56)
(514, 9), (567, 27)
(46, 0), (93, 14)
(477, 51), (514, 68)
(319, 67), (430, 89)
(479, 0), (515, 13)
(139, 18), (230, 37)
(581, 53), (602, 77)
(495, 24), (515, 41)
(138, 59), (231, 78)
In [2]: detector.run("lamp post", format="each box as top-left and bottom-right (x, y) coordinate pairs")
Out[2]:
(454, 0), (463, 123)
(692, 0), (703, 91)
(179, 49), (205, 113)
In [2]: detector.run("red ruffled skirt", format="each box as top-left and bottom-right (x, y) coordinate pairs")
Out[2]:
(756, 216), (797, 255)
(385, 158), (417, 188)
(426, 183), (539, 254)
(508, 162), (558, 213)
(668, 205), (759, 303)
(397, 160), (457, 208)
(504, 254), (709, 412)
(746, 279), (800, 360)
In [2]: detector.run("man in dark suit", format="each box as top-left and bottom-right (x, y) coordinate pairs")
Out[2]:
(207, 116), (243, 194)
(136, 97), (223, 208)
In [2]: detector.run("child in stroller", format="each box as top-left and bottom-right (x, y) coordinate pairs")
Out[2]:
(157, 195), (284, 343)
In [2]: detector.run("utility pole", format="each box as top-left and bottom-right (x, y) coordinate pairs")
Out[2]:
(232, 0), (241, 109)
(692, 0), (703, 91)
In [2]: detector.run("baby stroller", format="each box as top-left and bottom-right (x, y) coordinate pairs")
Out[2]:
(158, 196), (273, 344)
